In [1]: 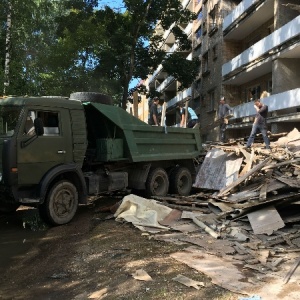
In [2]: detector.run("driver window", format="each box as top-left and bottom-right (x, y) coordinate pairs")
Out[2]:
(24, 110), (60, 136)
(37, 111), (60, 136)
(24, 111), (36, 136)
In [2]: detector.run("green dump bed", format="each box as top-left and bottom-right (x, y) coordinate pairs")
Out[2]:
(83, 102), (202, 163)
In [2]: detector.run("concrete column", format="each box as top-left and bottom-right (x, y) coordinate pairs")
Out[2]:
(272, 58), (300, 94)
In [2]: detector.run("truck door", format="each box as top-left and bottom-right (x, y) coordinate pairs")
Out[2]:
(17, 108), (73, 185)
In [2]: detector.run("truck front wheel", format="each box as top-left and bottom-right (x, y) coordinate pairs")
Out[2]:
(169, 167), (192, 196)
(145, 168), (169, 197)
(40, 180), (78, 225)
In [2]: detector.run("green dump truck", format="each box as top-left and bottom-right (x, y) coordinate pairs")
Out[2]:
(0, 93), (201, 225)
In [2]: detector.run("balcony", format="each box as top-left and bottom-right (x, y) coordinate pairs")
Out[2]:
(195, 0), (202, 13)
(223, 0), (274, 40)
(148, 64), (163, 85)
(229, 88), (300, 124)
(181, 0), (192, 8)
(222, 16), (300, 82)
(184, 22), (193, 37)
(156, 76), (176, 93)
(166, 87), (193, 109)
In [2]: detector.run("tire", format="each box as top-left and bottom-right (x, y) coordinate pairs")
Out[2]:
(40, 180), (78, 225)
(145, 168), (169, 197)
(70, 92), (113, 105)
(169, 167), (192, 196)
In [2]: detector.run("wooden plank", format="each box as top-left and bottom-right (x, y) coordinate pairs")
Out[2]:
(262, 158), (300, 171)
(247, 206), (285, 235)
(217, 157), (272, 197)
(160, 102), (167, 127)
(239, 148), (255, 177)
(225, 189), (260, 203)
(259, 170), (273, 201)
(274, 175), (300, 188)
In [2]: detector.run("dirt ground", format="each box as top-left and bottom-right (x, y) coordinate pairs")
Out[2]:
(0, 195), (240, 300)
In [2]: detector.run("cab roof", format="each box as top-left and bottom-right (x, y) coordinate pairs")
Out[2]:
(0, 96), (82, 110)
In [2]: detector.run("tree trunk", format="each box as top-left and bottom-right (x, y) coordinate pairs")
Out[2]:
(121, 0), (153, 110)
(121, 79), (130, 109)
(4, 0), (12, 95)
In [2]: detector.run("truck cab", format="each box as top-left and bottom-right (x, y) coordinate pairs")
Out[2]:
(0, 97), (87, 224)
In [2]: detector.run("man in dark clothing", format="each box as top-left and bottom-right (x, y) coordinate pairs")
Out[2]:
(218, 97), (232, 142)
(246, 100), (270, 149)
(148, 97), (160, 125)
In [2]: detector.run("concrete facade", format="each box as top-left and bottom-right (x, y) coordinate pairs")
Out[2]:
(143, 0), (300, 142)
(223, 0), (300, 140)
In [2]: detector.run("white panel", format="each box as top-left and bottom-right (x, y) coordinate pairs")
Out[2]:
(222, 16), (300, 76)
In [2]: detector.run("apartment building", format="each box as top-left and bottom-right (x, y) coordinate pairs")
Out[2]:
(144, 0), (300, 142)
(146, 0), (194, 127)
(223, 0), (300, 140)
(146, 0), (239, 136)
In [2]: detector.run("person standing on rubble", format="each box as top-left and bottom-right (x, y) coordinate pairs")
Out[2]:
(246, 99), (270, 150)
(218, 97), (232, 143)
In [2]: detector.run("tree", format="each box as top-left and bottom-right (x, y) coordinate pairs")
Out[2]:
(3, 0), (12, 95)
(1, 0), (198, 101)
(0, 0), (69, 96)
(58, 0), (198, 108)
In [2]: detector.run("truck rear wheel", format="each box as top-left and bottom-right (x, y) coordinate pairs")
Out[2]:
(40, 180), (78, 225)
(70, 92), (113, 105)
(145, 168), (169, 197)
(169, 167), (192, 196)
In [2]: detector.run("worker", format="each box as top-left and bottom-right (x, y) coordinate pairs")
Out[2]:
(246, 99), (270, 150)
(178, 102), (199, 128)
(148, 97), (160, 126)
(218, 97), (232, 143)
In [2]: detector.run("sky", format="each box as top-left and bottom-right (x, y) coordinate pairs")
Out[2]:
(98, 0), (125, 11)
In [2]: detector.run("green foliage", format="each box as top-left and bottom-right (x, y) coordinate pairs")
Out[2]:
(0, 0), (198, 106)
(162, 53), (200, 91)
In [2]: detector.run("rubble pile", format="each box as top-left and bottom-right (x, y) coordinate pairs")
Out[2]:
(114, 128), (300, 299)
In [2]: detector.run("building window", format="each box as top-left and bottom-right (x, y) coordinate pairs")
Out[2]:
(207, 90), (215, 112)
(267, 80), (272, 94)
(209, 6), (218, 34)
(202, 21), (207, 35)
(247, 86), (261, 102)
(194, 79), (201, 98)
(212, 45), (217, 60)
(197, 10), (203, 21)
(194, 44), (202, 57)
(196, 28), (202, 39)
(202, 52), (209, 76)
(201, 94), (206, 108)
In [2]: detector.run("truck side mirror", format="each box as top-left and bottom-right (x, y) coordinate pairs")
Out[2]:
(34, 118), (44, 136)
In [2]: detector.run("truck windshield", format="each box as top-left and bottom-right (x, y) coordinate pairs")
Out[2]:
(0, 106), (22, 137)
